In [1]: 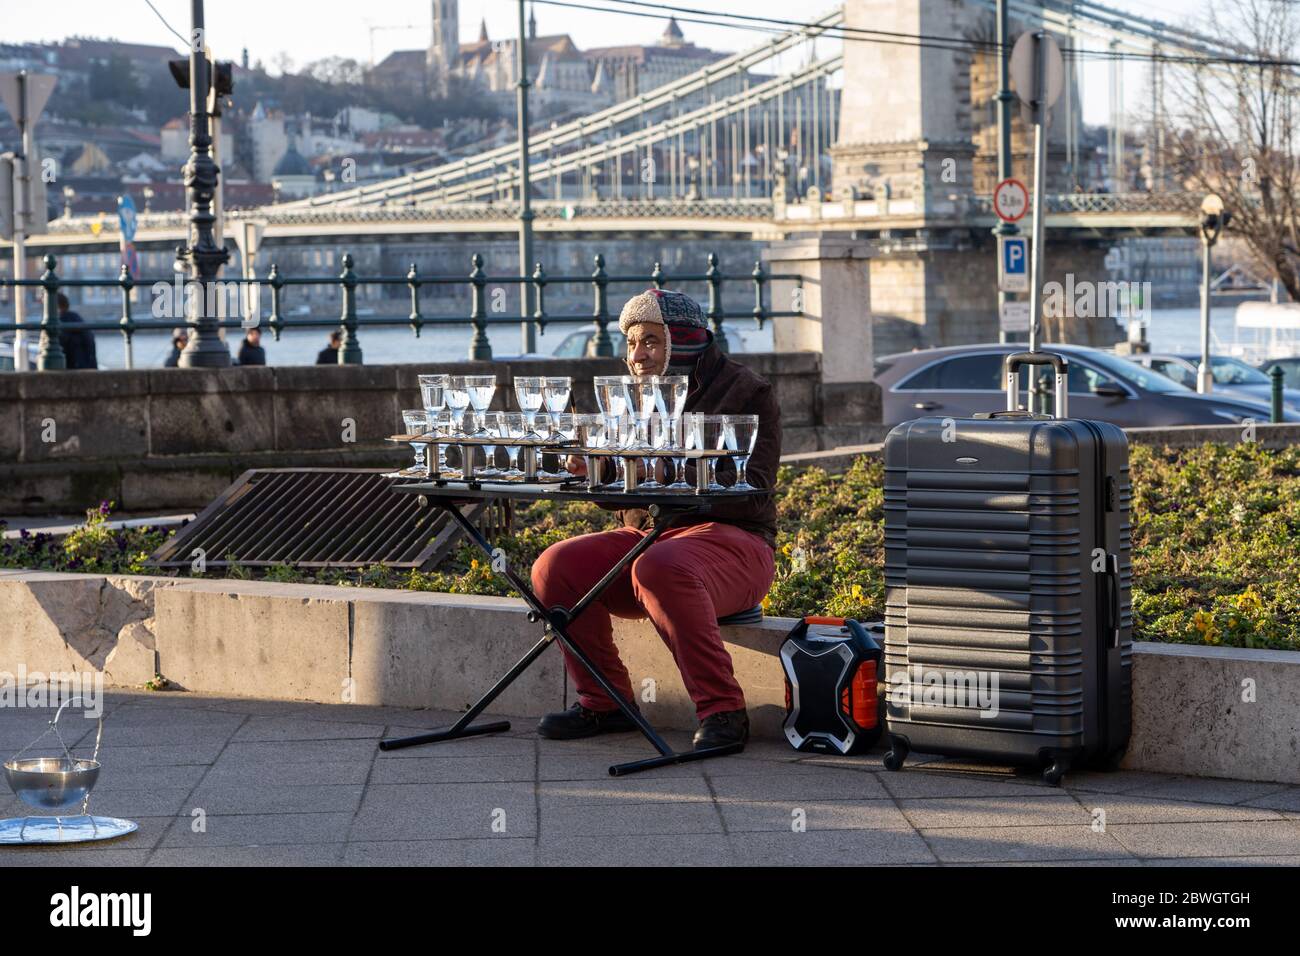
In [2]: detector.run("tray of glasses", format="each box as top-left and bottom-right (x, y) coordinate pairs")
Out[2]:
(564, 447), (735, 458)
(389, 471), (580, 485)
(388, 433), (576, 449)
(394, 480), (770, 509)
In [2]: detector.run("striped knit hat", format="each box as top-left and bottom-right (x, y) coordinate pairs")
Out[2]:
(617, 289), (713, 372)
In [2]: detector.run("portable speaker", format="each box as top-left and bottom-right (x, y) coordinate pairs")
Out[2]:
(780, 617), (884, 755)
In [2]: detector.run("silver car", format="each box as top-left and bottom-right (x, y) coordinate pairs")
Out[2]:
(873, 343), (1300, 427)
(1127, 353), (1300, 412)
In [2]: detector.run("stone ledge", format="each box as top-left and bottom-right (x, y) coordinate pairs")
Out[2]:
(3, 571), (1297, 783)
(1124, 641), (1300, 784)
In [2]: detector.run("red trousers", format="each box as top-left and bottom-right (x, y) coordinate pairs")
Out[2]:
(531, 522), (776, 719)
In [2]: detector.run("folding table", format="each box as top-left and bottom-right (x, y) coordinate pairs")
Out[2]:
(376, 437), (767, 776)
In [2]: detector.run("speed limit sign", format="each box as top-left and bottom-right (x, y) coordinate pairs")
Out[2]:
(993, 178), (1030, 222)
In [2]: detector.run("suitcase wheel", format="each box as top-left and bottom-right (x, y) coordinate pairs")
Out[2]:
(1042, 758), (1070, 787)
(882, 737), (909, 772)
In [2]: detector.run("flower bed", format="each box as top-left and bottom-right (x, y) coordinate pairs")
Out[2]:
(4, 441), (1298, 649)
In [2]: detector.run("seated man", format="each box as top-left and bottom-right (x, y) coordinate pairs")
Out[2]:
(531, 289), (781, 750)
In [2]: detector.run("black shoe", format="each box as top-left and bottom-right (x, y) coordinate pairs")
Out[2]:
(537, 701), (640, 740)
(693, 708), (749, 751)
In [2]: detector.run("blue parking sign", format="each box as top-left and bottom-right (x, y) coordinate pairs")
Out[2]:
(999, 236), (1029, 293)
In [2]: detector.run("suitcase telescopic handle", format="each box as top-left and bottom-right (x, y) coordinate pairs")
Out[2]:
(1004, 351), (1069, 419)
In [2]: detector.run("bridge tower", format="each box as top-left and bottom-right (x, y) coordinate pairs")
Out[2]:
(829, 0), (1112, 353)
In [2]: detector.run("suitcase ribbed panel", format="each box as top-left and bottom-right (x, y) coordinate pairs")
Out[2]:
(882, 415), (1133, 762)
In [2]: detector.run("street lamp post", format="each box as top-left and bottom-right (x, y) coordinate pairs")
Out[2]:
(515, 0), (537, 355)
(1197, 193), (1230, 394)
(176, 0), (231, 368)
(993, 0), (1021, 345)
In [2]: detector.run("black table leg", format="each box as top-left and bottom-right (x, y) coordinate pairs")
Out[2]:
(378, 501), (745, 775)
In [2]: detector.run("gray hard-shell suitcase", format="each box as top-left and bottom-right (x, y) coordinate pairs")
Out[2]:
(881, 351), (1132, 785)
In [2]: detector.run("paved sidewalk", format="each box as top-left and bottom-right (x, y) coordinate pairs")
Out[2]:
(3, 691), (1300, 866)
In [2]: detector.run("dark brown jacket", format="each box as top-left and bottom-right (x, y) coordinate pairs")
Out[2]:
(609, 344), (781, 548)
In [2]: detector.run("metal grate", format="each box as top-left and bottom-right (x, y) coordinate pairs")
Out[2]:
(146, 468), (508, 571)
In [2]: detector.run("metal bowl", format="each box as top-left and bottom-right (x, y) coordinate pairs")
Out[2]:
(4, 757), (101, 811)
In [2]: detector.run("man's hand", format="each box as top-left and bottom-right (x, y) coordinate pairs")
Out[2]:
(564, 455), (587, 476)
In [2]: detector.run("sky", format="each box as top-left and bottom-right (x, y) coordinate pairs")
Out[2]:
(3, 0), (1216, 126)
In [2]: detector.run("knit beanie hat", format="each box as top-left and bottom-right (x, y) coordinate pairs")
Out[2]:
(617, 289), (713, 371)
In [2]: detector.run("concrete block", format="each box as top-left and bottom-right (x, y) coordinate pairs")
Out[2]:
(1127, 642), (1300, 784)
(0, 572), (175, 677)
(349, 589), (563, 715)
(0, 389), (21, 462)
(154, 579), (352, 701)
(770, 370), (816, 427)
(818, 380), (882, 426)
(147, 370), (276, 456)
(610, 617), (792, 735)
(120, 456), (250, 511)
(20, 396), (149, 462)
(0, 461), (111, 514)
(272, 388), (397, 451)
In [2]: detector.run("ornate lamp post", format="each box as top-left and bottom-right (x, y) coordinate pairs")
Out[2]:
(175, 0), (231, 367)
(1197, 193), (1230, 393)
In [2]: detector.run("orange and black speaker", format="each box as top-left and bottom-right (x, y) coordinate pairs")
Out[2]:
(780, 617), (883, 755)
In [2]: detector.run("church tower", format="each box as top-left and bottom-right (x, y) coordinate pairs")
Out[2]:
(428, 0), (460, 96)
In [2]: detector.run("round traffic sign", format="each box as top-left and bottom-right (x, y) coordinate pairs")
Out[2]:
(993, 178), (1030, 222)
(1010, 31), (1065, 113)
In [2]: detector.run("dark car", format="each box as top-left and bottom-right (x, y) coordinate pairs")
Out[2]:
(873, 343), (1300, 427)
(1127, 353), (1300, 412)
(1260, 356), (1300, 390)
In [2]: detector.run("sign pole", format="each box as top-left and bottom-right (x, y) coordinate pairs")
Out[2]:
(1028, 31), (1048, 355)
(994, 0), (1019, 345)
(12, 72), (29, 368)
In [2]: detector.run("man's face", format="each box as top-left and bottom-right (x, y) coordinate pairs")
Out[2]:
(247, 328), (261, 345)
(626, 322), (666, 377)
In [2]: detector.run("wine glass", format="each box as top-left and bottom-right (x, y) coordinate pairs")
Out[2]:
(573, 413), (607, 488)
(428, 409), (459, 478)
(479, 411), (505, 478)
(444, 376), (471, 437)
(627, 376), (658, 451)
(542, 376), (572, 441)
(665, 413), (691, 490)
(690, 414), (728, 491)
(401, 409), (429, 476)
(513, 376), (545, 440)
(418, 374), (447, 419)
(499, 411), (526, 479)
(641, 413), (669, 489)
(599, 413), (636, 490)
(465, 374), (497, 437)
(655, 374), (688, 442)
(723, 414), (760, 490)
(594, 375), (631, 444)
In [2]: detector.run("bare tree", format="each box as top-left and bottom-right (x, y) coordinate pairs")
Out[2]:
(1162, 0), (1300, 300)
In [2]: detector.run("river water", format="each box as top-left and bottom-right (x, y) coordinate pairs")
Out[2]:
(28, 304), (1295, 369)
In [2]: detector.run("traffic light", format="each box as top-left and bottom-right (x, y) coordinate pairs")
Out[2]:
(168, 56), (234, 112)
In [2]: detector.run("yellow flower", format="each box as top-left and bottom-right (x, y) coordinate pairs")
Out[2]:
(470, 559), (480, 571)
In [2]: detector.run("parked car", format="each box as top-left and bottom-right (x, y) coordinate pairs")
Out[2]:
(873, 343), (1300, 427)
(550, 328), (627, 358)
(1260, 356), (1300, 390)
(1126, 352), (1300, 412)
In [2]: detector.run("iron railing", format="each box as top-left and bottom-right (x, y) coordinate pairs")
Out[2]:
(1, 251), (803, 369)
